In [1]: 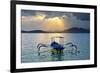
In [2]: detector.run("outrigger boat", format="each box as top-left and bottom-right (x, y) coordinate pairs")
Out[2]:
(37, 36), (80, 55)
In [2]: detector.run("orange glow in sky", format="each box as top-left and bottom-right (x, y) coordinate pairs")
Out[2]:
(45, 17), (69, 32)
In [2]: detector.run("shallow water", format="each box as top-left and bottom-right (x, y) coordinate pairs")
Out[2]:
(21, 33), (90, 63)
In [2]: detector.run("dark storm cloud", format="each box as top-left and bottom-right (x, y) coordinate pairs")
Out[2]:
(73, 13), (90, 21)
(44, 11), (66, 17)
(21, 10), (36, 16)
(21, 10), (71, 18)
(21, 10), (90, 21)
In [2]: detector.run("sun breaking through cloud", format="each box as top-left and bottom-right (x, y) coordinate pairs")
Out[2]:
(45, 17), (68, 32)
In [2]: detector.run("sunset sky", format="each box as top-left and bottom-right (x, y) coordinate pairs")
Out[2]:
(21, 10), (90, 31)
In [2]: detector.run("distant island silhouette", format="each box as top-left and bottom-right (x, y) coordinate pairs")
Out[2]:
(21, 27), (90, 33)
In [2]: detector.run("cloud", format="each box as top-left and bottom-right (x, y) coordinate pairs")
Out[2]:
(44, 17), (67, 31)
(69, 13), (90, 29)
(21, 10), (90, 31)
(21, 10), (36, 16)
(21, 14), (71, 31)
(73, 13), (90, 21)
(21, 15), (46, 31)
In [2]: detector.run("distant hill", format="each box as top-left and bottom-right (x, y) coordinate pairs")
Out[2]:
(21, 27), (89, 33)
(21, 30), (47, 33)
(65, 28), (90, 33)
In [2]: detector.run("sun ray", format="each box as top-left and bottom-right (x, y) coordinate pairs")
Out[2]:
(44, 17), (69, 32)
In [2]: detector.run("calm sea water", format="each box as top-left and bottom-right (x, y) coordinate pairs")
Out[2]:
(21, 33), (90, 63)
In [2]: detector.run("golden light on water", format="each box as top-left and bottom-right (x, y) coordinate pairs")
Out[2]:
(49, 33), (62, 38)
(48, 33), (63, 43)
(37, 33), (64, 45)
